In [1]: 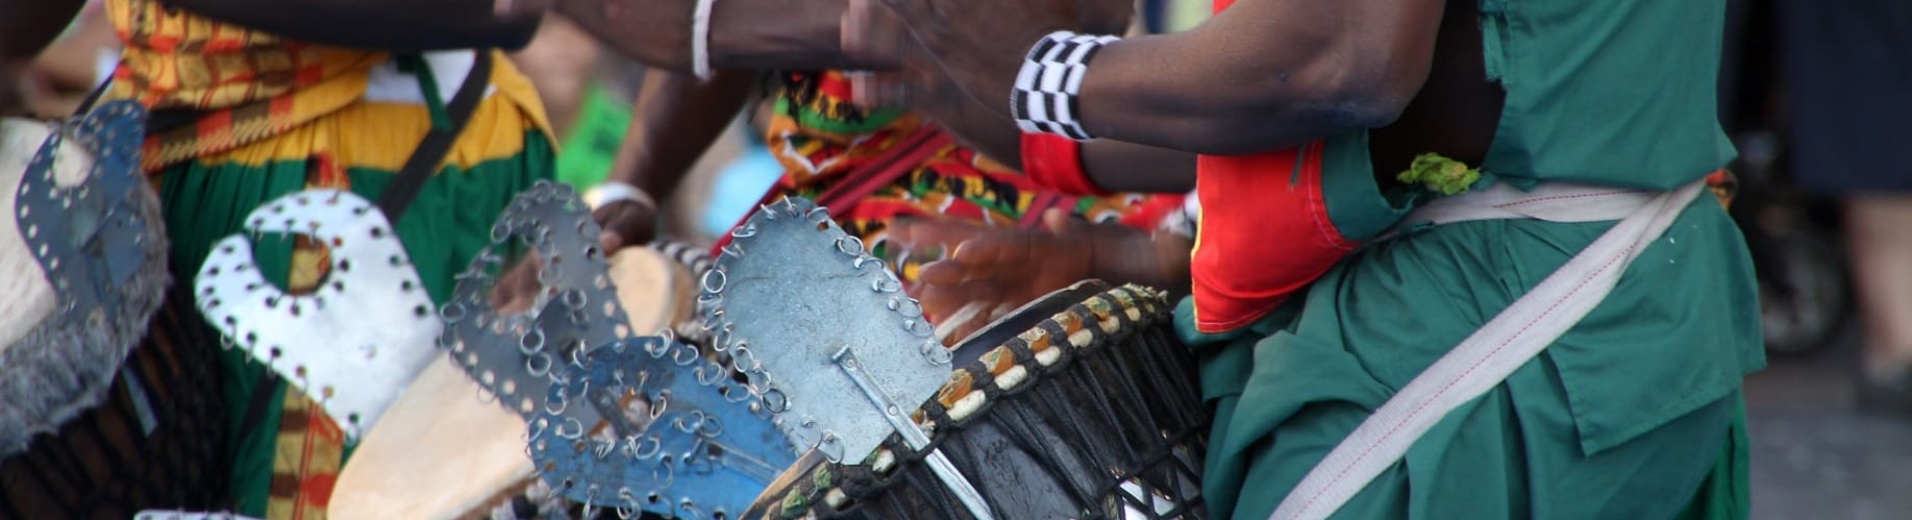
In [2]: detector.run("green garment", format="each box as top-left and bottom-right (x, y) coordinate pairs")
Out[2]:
(156, 133), (553, 516)
(1177, 0), (1761, 517)
(1476, 0), (1738, 190)
(555, 84), (635, 188)
(1178, 188), (1762, 519)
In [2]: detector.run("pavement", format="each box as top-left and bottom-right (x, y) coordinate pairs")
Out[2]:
(1746, 323), (1912, 520)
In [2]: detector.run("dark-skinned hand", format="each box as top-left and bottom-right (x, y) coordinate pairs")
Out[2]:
(488, 198), (660, 312)
(841, 0), (1086, 119)
(892, 208), (1154, 344)
(842, 0), (1131, 113)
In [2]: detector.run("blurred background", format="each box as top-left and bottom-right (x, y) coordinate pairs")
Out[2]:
(11, 1), (1906, 518)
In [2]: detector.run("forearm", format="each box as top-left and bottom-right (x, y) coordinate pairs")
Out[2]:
(1064, 0), (1442, 154)
(164, 0), (542, 51)
(1, 0), (85, 63)
(605, 70), (755, 198)
(711, 0), (880, 71)
(560, 0), (882, 75)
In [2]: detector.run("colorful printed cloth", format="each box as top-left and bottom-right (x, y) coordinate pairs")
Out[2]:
(102, 2), (556, 517)
(759, 71), (1158, 286)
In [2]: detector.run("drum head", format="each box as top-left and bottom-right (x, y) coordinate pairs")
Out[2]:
(0, 116), (168, 455)
(330, 246), (695, 519)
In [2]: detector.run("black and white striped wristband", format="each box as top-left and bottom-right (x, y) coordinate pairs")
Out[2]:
(1011, 31), (1120, 141)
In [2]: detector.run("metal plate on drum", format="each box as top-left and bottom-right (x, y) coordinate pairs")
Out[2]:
(529, 335), (793, 519)
(194, 189), (442, 440)
(701, 196), (951, 464)
(443, 181), (797, 516)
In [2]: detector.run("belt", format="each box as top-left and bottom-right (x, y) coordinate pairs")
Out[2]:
(1269, 178), (1708, 520)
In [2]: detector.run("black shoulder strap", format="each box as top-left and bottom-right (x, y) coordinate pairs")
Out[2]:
(374, 51), (495, 221)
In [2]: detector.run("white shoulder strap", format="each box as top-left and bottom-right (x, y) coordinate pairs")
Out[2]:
(1268, 180), (1707, 520)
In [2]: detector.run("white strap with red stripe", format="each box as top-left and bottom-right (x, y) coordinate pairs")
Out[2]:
(1269, 179), (1707, 520)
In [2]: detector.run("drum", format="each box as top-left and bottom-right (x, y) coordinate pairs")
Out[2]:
(1, 108), (225, 518)
(744, 281), (1210, 520)
(329, 246), (701, 520)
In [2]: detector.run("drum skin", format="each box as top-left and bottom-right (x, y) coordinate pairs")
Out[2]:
(0, 117), (170, 455)
(746, 282), (1212, 520)
(329, 246), (697, 520)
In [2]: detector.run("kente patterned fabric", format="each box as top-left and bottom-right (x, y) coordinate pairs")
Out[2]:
(762, 71), (1165, 286)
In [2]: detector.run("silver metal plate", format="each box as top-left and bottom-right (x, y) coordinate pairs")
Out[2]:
(440, 180), (625, 423)
(702, 196), (951, 463)
(194, 189), (442, 440)
(16, 100), (151, 330)
(529, 335), (794, 519)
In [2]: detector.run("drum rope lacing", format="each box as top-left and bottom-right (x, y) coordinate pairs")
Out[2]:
(758, 284), (1210, 520)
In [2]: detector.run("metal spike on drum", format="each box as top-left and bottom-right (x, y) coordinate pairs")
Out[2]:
(193, 189), (442, 441)
(703, 196), (997, 520)
(443, 180), (797, 518)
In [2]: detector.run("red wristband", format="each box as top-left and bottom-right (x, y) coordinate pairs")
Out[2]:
(1021, 132), (1110, 196)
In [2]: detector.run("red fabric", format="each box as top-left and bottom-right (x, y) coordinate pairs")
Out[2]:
(1191, 140), (1357, 333)
(1119, 193), (1188, 230)
(1021, 132), (1110, 196)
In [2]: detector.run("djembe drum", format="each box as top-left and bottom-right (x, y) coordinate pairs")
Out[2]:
(0, 106), (225, 518)
(329, 245), (703, 520)
(744, 281), (1210, 520)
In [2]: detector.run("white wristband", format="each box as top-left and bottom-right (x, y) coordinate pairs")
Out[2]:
(1010, 31), (1119, 141)
(585, 182), (658, 211)
(692, 0), (718, 80)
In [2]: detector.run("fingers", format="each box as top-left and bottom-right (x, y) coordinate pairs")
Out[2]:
(848, 72), (909, 109)
(888, 218), (988, 256)
(1039, 207), (1077, 234)
(593, 199), (658, 251)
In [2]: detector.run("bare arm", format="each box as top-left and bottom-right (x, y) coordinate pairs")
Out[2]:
(555, 0), (881, 75)
(869, 0), (1447, 155)
(606, 70), (754, 199)
(163, 0), (544, 51)
(593, 69), (754, 248)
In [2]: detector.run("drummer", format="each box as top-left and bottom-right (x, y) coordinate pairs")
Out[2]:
(3, 1), (554, 518)
(490, 0), (1199, 341)
(850, 0), (1762, 519)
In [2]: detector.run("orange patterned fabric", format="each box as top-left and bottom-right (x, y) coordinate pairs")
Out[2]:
(103, 0), (387, 172)
(762, 72), (1156, 287)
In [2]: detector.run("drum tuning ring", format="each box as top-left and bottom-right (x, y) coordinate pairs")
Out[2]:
(439, 302), (466, 322)
(701, 268), (728, 295)
(557, 417), (586, 439)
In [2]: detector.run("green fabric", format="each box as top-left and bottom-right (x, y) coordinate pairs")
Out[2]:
(776, 95), (906, 136)
(1177, 195), (1763, 520)
(1475, 0), (1738, 189)
(155, 131), (554, 516)
(1316, 131), (1411, 242)
(555, 84), (634, 188)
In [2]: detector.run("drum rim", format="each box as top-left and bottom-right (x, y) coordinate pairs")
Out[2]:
(744, 283), (1191, 520)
